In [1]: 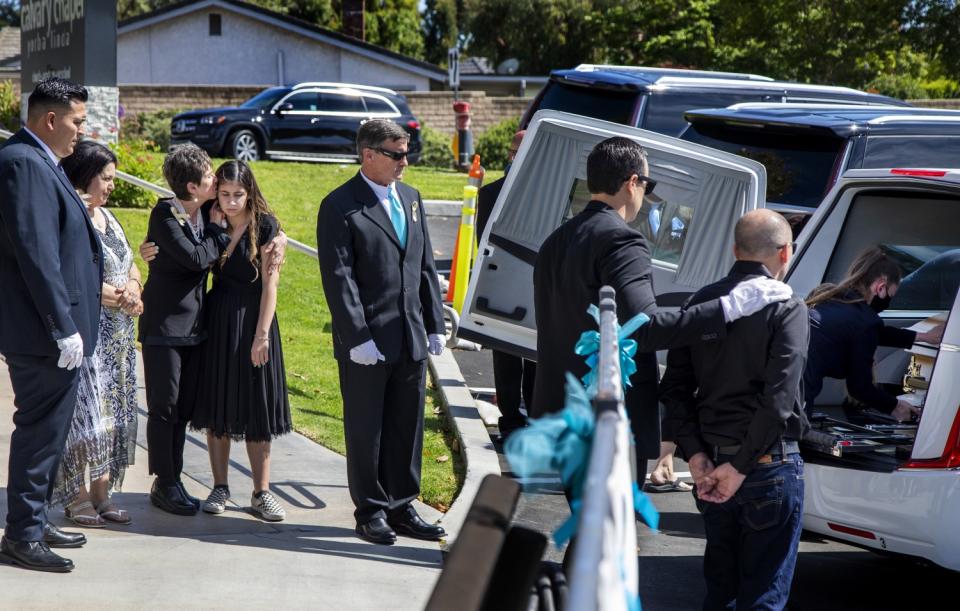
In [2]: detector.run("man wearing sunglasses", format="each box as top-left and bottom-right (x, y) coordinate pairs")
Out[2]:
(532, 137), (793, 482)
(318, 119), (446, 546)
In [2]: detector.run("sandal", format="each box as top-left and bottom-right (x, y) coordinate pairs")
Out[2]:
(644, 478), (693, 493)
(95, 499), (132, 525)
(65, 500), (106, 528)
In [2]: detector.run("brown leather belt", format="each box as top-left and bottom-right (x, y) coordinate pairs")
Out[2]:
(708, 440), (800, 464)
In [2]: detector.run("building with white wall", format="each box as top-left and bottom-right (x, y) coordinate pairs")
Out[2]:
(118, 0), (445, 91)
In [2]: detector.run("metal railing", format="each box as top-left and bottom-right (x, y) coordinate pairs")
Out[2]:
(567, 285), (632, 611)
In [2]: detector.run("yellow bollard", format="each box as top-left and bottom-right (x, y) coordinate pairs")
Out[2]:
(452, 185), (478, 313)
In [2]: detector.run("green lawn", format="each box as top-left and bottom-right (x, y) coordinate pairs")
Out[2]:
(114, 158), (481, 510)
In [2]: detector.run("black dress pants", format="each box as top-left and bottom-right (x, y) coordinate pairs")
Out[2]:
(142, 344), (199, 486)
(3, 353), (80, 541)
(338, 352), (426, 523)
(491, 350), (535, 435)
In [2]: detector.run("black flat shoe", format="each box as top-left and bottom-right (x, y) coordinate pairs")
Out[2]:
(176, 481), (200, 510)
(388, 512), (446, 541)
(0, 537), (74, 573)
(42, 523), (86, 548)
(355, 517), (397, 545)
(150, 479), (198, 516)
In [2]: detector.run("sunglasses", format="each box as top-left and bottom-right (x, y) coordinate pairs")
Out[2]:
(778, 242), (798, 252)
(628, 174), (658, 195)
(375, 147), (410, 161)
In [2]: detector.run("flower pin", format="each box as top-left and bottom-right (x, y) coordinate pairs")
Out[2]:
(172, 211), (189, 227)
(412, 201), (419, 223)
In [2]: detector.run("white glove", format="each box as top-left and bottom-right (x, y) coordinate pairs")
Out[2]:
(719, 277), (793, 323)
(349, 339), (385, 366)
(56, 332), (84, 370)
(428, 333), (445, 356)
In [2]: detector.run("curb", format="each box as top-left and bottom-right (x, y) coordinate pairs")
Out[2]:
(428, 348), (501, 546)
(423, 199), (462, 217)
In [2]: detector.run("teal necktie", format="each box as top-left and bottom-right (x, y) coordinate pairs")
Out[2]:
(388, 186), (407, 247)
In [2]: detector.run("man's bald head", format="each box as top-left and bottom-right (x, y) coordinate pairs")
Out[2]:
(734, 209), (792, 259)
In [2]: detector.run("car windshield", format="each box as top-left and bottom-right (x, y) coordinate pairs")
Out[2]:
(681, 122), (845, 208)
(537, 81), (639, 126)
(241, 88), (289, 109)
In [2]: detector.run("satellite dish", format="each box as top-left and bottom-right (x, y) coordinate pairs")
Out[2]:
(496, 58), (520, 75)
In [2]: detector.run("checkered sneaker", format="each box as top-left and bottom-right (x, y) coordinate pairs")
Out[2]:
(202, 486), (230, 514)
(251, 491), (285, 522)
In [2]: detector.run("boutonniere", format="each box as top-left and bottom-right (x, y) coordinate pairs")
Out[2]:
(172, 211), (189, 226)
(412, 201), (419, 223)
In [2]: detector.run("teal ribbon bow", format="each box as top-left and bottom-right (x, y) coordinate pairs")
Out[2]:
(574, 304), (650, 394)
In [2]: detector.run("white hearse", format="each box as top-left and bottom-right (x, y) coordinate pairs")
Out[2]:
(457, 110), (960, 571)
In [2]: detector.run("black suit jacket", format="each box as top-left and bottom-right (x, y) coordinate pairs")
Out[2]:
(318, 173), (444, 363)
(0, 130), (102, 356)
(532, 201), (726, 458)
(476, 175), (505, 240)
(138, 198), (229, 345)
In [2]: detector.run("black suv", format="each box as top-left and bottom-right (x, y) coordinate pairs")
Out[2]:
(520, 64), (907, 136)
(169, 83), (422, 163)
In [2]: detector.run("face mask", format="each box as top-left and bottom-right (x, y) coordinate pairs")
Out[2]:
(870, 294), (892, 313)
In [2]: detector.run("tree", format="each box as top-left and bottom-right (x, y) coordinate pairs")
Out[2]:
(365, 0), (425, 59)
(422, 0), (461, 66)
(0, 0), (19, 27)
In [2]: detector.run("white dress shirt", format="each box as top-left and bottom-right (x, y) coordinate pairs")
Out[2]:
(359, 170), (398, 217)
(23, 126), (61, 165)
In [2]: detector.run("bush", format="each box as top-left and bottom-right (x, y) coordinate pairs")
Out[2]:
(0, 80), (20, 132)
(921, 78), (960, 99)
(109, 140), (164, 209)
(120, 108), (183, 151)
(474, 116), (520, 171)
(418, 124), (455, 169)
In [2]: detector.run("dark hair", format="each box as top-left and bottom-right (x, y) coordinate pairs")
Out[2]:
(356, 119), (408, 156)
(214, 160), (277, 281)
(163, 143), (211, 200)
(61, 140), (117, 193)
(586, 137), (647, 196)
(27, 78), (88, 119)
(806, 247), (904, 308)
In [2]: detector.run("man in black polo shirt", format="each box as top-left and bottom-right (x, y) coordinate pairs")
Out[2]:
(661, 208), (809, 610)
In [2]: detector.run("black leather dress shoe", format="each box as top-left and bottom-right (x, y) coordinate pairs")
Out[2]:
(177, 481), (200, 510)
(388, 512), (446, 541)
(42, 523), (86, 548)
(355, 517), (397, 545)
(150, 479), (198, 516)
(0, 537), (74, 573)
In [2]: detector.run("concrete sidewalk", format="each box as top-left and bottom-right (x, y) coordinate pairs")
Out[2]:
(0, 355), (442, 610)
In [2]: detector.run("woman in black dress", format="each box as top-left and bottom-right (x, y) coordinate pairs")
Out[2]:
(193, 160), (291, 521)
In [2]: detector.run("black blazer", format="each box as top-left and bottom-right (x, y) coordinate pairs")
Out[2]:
(476, 175), (505, 240)
(138, 199), (228, 346)
(318, 173), (444, 363)
(0, 130), (102, 357)
(532, 201), (726, 458)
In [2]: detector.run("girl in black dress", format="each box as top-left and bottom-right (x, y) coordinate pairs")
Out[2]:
(193, 160), (291, 521)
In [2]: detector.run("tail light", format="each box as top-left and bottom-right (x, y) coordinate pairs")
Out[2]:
(407, 120), (420, 130)
(901, 407), (960, 470)
(890, 168), (948, 177)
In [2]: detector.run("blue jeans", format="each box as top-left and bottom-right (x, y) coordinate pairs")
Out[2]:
(695, 454), (804, 611)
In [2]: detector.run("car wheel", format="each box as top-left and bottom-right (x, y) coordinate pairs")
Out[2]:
(230, 130), (261, 162)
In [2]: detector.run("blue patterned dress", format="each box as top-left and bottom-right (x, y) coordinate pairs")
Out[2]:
(53, 208), (139, 504)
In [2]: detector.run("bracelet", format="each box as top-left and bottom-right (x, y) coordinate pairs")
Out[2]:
(127, 278), (143, 291)
(254, 334), (269, 342)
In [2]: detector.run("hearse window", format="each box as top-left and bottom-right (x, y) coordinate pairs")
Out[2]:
(823, 191), (960, 311)
(643, 91), (769, 137)
(537, 82), (639, 127)
(681, 123), (844, 209)
(566, 178), (695, 265)
(318, 93), (366, 113)
(862, 136), (960, 169)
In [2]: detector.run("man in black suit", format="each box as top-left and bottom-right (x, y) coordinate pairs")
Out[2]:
(532, 137), (791, 478)
(318, 119), (447, 545)
(0, 78), (100, 572)
(476, 130), (535, 439)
